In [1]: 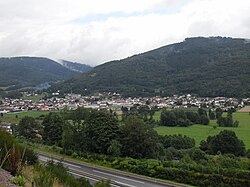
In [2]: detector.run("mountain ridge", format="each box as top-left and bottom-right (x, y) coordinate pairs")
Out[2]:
(51, 36), (250, 97)
(0, 56), (79, 90)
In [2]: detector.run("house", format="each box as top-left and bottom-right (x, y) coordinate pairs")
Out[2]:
(0, 123), (12, 134)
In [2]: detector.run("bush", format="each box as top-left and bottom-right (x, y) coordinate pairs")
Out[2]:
(13, 175), (25, 186)
(160, 134), (195, 150)
(71, 152), (78, 158)
(191, 149), (207, 162)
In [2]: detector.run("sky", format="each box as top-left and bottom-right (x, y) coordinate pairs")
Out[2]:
(0, 0), (250, 66)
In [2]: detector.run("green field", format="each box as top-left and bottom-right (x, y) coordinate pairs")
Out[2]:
(1, 110), (51, 123)
(155, 112), (250, 149)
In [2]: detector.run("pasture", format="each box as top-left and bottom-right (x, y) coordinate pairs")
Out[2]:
(0, 110), (51, 123)
(155, 112), (250, 149)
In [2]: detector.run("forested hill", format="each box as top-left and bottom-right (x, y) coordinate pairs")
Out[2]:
(51, 37), (250, 97)
(0, 57), (79, 89)
(59, 60), (92, 73)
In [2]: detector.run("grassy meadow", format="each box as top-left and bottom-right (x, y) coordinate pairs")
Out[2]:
(0, 110), (51, 123)
(155, 112), (250, 149)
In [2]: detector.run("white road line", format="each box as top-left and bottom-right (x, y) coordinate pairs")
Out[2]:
(115, 181), (136, 187)
(68, 171), (120, 187)
(63, 162), (81, 168)
(69, 171), (98, 181)
(39, 157), (81, 168)
(69, 171), (89, 178)
(93, 170), (145, 184)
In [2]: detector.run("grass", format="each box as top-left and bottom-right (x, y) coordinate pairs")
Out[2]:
(22, 165), (64, 187)
(154, 112), (250, 149)
(0, 110), (51, 124)
(5, 110), (50, 118)
(153, 110), (161, 121)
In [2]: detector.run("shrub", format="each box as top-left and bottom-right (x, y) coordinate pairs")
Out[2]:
(13, 175), (25, 186)
(34, 164), (54, 187)
(71, 152), (78, 158)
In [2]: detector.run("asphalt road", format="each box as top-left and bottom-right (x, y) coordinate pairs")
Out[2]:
(38, 153), (186, 187)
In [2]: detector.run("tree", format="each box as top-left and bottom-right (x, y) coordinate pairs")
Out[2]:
(160, 110), (193, 127)
(208, 109), (216, 120)
(42, 113), (64, 146)
(61, 121), (74, 152)
(121, 106), (128, 121)
(199, 115), (209, 125)
(186, 111), (199, 123)
(201, 130), (245, 156)
(215, 108), (223, 119)
(84, 110), (119, 154)
(120, 116), (162, 159)
(160, 134), (195, 149)
(191, 148), (207, 162)
(16, 116), (40, 139)
(198, 108), (207, 116)
(217, 116), (238, 127)
(160, 110), (177, 126)
(107, 139), (121, 157)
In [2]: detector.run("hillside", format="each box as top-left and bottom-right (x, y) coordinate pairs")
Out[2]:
(0, 57), (79, 90)
(59, 60), (92, 73)
(51, 37), (250, 97)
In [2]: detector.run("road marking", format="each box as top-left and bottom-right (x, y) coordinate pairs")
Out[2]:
(39, 156), (81, 168)
(115, 181), (136, 187)
(63, 162), (81, 168)
(69, 171), (98, 181)
(69, 171), (120, 187)
(93, 170), (145, 184)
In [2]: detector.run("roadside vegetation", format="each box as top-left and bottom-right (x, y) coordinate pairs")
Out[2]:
(0, 128), (111, 187)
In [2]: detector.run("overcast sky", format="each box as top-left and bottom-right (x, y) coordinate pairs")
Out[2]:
(0, 0), (250, 66)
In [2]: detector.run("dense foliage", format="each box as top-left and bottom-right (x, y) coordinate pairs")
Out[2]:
(120, 116), (162, 158)
(160, 109), (209, 126)
(200, 130), (245, 156)
(160, 134), (195, 149)
(51, 37), (250, 97)
(42, 113), (65, 146)
(84, 110), (120, 154)
(15, 116), (41, 139)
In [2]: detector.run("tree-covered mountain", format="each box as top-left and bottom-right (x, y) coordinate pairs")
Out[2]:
(0, 57), (79, 90)
(59, 60), (92, 73)
(51, 37), (250, 97)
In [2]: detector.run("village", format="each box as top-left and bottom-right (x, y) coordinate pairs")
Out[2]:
(0, 92), (248, 114)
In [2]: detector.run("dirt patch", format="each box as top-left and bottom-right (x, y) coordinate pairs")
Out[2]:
(0, 169), (17, 187)
(238, 106), (250, 112)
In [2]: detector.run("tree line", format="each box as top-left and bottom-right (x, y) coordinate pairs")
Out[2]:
(12, 107), (250, 186)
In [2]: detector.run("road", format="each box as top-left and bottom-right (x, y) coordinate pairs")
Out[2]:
(38, 153), (187, 187)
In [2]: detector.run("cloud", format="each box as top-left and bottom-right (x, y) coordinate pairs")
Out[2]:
(0, 0), (250, 66)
